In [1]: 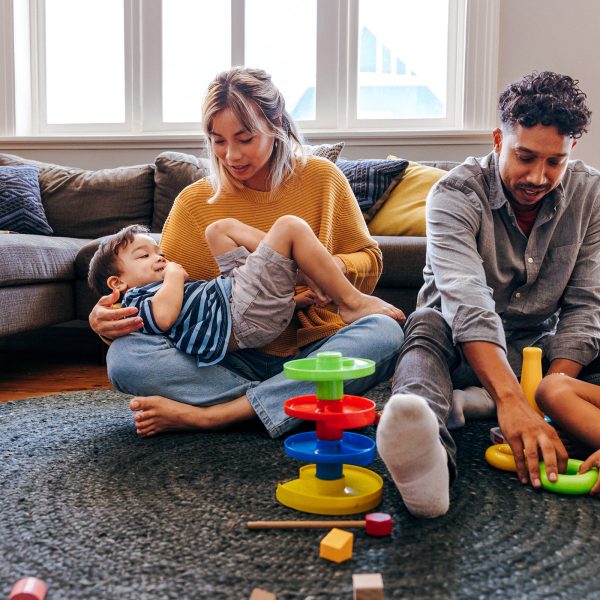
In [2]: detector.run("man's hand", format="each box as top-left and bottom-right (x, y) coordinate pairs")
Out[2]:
(88, 288), (143, 340)
(497, 398), (568, 488)
(579, 450), (600, 496)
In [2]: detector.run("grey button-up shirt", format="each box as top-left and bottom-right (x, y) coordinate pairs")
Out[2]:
(418, 151), (600, 366)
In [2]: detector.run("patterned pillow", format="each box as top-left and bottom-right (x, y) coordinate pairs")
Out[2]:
(304, 142), (345, 163)
(336, 158), (409, 212)
(0, 166), (53, 235)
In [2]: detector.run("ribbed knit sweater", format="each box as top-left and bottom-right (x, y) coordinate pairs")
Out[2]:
(160, 155), (382, 356)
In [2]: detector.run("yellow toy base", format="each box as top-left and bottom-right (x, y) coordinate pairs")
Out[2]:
(276, 464), (383, 515)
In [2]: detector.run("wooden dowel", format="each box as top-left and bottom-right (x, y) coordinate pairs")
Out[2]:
(247, 520), (366, 529)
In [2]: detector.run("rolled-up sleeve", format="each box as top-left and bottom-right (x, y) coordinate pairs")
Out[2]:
(544, 195), (600, 364)
(426, 179), (507, 351)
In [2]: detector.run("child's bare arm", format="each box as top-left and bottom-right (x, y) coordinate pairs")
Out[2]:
(150, 262), (188, 330)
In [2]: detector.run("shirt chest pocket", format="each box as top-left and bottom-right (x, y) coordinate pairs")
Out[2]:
(534, 241), (580, 307)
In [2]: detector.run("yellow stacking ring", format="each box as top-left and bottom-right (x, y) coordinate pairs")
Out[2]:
(485, 443), (517, 472)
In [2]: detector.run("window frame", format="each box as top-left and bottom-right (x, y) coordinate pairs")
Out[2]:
(0, 0), (500, 137)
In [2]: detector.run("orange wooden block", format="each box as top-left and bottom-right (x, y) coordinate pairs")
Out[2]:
(352, 573), (384, 600)
(249, 588), (277, 600)
(319, 528), (354, 563)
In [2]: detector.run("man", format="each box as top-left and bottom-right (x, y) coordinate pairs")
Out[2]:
(377, 71), (600, 517)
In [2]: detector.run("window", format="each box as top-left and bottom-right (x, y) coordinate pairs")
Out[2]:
(1, 0), (499, 136)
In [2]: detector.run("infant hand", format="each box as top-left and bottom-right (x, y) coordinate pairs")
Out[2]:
(294, 288), (316, 308)
(164, 261), (189, 280)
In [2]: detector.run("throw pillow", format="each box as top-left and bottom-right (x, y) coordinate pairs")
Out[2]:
(336, 157), (409, 212)
(0, 153), (154, 238)
(304, 142), (345, 163)
(153, 151), (211, 232)
(0, 166), (53, 235)
(367, 161), (447, 236)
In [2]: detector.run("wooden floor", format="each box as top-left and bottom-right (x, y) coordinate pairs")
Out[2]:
(0, 322), (112, 402)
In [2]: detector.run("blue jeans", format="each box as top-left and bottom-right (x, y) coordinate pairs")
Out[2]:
(107, 314), (404, 438)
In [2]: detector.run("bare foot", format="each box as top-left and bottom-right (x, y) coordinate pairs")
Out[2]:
(339, 294), (406, 325)
(129, 396), (219, 437)
(129, 395), (257, 437)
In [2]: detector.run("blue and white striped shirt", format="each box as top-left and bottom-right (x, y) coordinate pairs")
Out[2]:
(122, 277), (233, 367)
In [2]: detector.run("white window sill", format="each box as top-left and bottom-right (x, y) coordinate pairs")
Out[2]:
(0, 129), (491, 150)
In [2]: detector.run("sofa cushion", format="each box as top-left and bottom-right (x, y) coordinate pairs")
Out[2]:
(1, 283), (76, 337)
(336, 157), (409, 212)
(152, 151), (211, 232)
(0, 153), (155, 238)
(368, 161), (447, 236)
(0, 165), (53, 235)
(0, 233), (90, 286)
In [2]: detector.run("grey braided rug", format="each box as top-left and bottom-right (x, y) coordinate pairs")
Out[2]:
(1, 383), (600, 600)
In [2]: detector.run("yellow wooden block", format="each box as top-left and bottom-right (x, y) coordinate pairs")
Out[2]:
(319, 527), (354, 563)
(352, 573), (384, 600)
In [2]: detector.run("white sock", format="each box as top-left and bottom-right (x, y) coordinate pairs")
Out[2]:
(449, 386), (496, 430)
(376, 393), (450, 518)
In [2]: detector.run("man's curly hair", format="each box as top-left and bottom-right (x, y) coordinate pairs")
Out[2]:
(498, 71), (591, 139)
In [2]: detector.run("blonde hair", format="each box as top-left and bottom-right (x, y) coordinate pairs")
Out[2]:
(202, 67), (306, 200)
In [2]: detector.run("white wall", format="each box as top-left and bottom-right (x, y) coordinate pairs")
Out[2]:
(1, 1), (599, 169)
(498, 0), (600, 167)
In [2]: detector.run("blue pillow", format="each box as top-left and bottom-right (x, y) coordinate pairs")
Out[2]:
(337, 158), (409, 212)
(0, 166), (53, 235)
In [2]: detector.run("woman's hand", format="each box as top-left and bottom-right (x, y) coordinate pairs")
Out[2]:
(88, 288), (143, 340)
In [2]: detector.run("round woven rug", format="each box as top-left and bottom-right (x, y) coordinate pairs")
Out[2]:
(1, 384), (600, 599)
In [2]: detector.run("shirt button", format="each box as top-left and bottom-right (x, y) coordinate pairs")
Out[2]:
(515, 292), (522, 299)
(527, 257), (534, 263)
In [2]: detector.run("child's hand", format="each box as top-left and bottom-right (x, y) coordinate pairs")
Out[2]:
(163, 261), (189, 280)
(294, 288), (316, 308)
(579, 449), (600, 496)
(297, 270), (331, 307)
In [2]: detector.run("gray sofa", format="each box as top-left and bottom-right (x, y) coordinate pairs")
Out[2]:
(0, 150), (457, 338)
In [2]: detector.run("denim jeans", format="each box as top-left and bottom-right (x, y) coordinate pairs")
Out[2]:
(392, 307), (600, 479)
(107, 314), (404, 438)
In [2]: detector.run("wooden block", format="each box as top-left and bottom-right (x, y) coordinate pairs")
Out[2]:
(319, 527), (354, 563)
(249, 588), (277, 600)
(8, 577), (48, 600)
(352, 573), (384, 600)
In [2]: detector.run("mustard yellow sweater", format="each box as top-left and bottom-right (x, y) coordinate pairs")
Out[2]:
(160, 156), (382, 356)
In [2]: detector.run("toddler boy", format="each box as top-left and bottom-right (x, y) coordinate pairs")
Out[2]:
(88, 216), (405, 366)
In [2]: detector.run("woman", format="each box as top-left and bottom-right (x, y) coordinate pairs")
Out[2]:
(89, 67), (404, 438)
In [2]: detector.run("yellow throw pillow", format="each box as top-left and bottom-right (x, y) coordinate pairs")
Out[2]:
(367, 160), (447, 236)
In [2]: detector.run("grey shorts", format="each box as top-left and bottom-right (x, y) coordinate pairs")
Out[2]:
(215, 242), (297, 349)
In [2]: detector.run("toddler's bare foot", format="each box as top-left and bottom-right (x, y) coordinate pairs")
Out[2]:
(339, 294), (406, 325)
(129, 396), (222, 437)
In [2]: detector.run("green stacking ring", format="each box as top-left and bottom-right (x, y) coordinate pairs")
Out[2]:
(539, 459), (598, 495)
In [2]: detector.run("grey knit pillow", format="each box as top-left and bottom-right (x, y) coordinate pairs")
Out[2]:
(304, 142), (345, 163)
